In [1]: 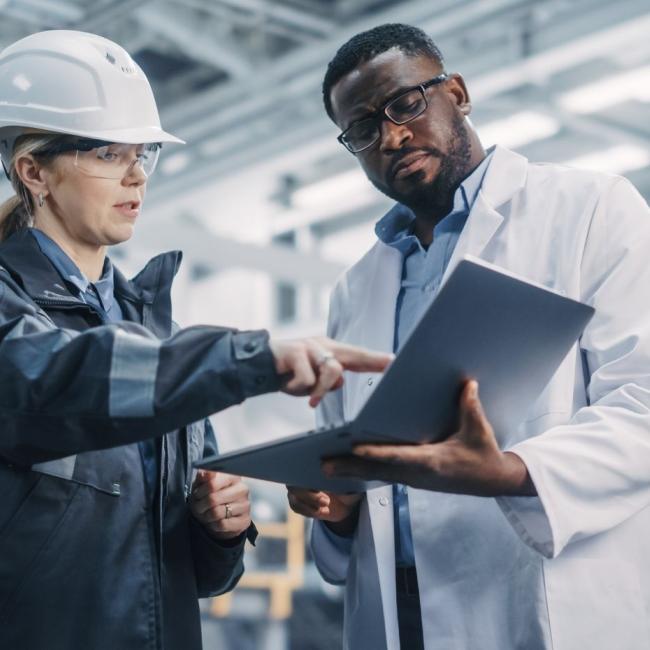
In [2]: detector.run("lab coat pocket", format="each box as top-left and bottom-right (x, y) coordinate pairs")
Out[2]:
(544, 557), (650, 650)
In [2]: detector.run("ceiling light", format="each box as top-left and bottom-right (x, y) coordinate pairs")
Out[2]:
(291, 168), (375, 212)
(160, 152), (190, 175)
(563, 144), (650, 175)
(559, 65), (650, 114)
(478, 111), (560, 149)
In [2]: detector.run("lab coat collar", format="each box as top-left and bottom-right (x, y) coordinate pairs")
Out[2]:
(440, 145), (528, 284)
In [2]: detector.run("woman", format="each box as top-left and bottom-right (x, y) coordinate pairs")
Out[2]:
(0, 31), (390, 650)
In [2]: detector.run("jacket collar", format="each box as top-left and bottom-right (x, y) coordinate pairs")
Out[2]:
(0, 229), (182, 334)
(0, 229), (78, 303)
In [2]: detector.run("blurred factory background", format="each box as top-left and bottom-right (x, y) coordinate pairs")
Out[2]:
(1, 0), (648, 648)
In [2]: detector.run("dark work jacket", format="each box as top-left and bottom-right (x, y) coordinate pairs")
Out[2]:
(0, 229), (280, 650)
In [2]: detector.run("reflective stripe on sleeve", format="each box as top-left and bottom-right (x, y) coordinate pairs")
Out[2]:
(109, 328), (160, 417)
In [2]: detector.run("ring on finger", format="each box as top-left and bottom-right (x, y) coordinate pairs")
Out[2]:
(224, 503), (233, 519)
(315, 350), (336, 367)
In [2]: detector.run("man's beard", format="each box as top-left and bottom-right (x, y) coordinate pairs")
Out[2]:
(370, 112), (473, 221)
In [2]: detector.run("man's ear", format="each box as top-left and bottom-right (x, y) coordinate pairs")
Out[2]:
(446, 73), (472, 116)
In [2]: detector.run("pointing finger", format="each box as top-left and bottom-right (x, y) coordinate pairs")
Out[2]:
(324, 341), (394, 373)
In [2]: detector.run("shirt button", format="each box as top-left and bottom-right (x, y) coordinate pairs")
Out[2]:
(243, 341), (257, 353)
(255, 376), (266, 386)
(367, 378), (374, 386)
(379, 496), (389, 506)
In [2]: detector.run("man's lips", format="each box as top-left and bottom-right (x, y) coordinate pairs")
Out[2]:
(391, 152), (431, 180)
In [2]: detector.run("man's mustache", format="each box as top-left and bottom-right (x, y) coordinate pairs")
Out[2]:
(387, 147), (443, 182)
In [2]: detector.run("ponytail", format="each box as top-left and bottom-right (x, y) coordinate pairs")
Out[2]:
(0, 195), (31, 241)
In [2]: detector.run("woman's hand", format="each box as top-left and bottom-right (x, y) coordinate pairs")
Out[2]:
(190, 470), (252, 540)
(270, 336), (393, 407)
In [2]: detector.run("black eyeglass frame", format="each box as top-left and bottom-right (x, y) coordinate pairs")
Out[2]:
(337, 73), (449, 154)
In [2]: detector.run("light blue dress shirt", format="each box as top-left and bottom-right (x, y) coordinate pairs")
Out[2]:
(30, 228), (123, 322)
(320, 149), (494, 567)
(377, 150), (493, 566)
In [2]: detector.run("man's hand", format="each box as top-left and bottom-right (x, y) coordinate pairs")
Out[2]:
(190, 470), (252, 540)
(322, 380), (537, 497)
(287, 487), (363, 536)
(269, 336), (393, 407)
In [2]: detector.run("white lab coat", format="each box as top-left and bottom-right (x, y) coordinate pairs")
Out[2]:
(311, 146), (650, 650)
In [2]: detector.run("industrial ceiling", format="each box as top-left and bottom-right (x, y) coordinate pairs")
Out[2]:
(1, 0), (648, 290)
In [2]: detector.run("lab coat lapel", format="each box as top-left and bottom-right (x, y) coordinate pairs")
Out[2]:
(347, 243), (402, 649)
(345, 243), (402, 417)
(441, 145), (527, 283)
(357, 242), (402, 352)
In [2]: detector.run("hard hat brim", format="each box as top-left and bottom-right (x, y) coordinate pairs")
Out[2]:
(0, 122), (184, 145)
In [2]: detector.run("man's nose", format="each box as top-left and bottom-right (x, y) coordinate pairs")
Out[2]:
(378, 119), (412, 153)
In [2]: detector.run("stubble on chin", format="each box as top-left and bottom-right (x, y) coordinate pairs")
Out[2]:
(371, 114), (473, 219)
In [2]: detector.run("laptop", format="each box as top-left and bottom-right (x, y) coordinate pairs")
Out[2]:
(197, 256), (595, 492)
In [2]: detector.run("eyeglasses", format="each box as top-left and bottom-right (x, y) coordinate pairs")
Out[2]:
(337, 74), (448, 154)
(37, 138), (161, 179)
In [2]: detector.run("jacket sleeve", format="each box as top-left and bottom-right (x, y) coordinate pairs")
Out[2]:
(189, 418), (258, 597)
(497, 177), (650, 559)
(310, 281), (356, 584)
(0, 272), (282, 466)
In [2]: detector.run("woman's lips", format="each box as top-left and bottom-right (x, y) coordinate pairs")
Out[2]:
(113, 201), (140, 219)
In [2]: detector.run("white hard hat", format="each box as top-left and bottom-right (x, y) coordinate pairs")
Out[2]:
(0, 30), (183, 163)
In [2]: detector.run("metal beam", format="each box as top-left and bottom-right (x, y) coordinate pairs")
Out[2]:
(469, 11), (650, 102)
(135, 3), (254, 79)
(215, 0), (335, 37)
(74, 0), (153, 32)
(20, 0), (82, 22)
(177, 0), (320, 44)
(484, 93), (650, 153)
(125, 218), (345, 287)
(146, 110), (334, 204)
(159, 0), (532, 132)
(147, 0), (649, 203)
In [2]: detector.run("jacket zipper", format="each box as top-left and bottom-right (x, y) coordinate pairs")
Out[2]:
(33, 297), (105, 323)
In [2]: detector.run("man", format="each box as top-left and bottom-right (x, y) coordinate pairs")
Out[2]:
(288, 23), (650, 650)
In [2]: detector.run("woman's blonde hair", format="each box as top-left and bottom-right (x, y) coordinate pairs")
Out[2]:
(0, 133), (62, 241)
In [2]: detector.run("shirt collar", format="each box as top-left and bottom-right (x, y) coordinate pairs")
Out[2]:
(29, 228), (115, 310)
(375, 146), (495, 251)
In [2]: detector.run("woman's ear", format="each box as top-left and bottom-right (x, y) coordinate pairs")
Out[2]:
(14, 155), (50, 201)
